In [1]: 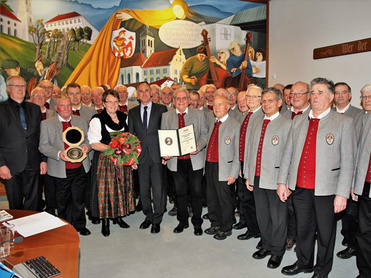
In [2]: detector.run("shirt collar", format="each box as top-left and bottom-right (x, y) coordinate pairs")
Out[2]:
(58, 114), (71, 122)
(264, 111), (279, 121)
(176, 108), (188, 115)
(309, 107), (331, 119)
(336, 103), (351, 113)
(217, 113), (229, 123)
(291, 104), (310, 113)
(250, 106), (261, 114)
(141, 101), (153, 109)
(72, 104), (81, 111)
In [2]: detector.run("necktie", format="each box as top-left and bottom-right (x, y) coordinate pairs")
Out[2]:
(18, 104), (28, 131)
(45, 101), (50, 110)
(143, 106), (148, 129)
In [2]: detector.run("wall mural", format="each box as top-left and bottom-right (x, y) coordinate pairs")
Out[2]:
(0, 0), (266, 92)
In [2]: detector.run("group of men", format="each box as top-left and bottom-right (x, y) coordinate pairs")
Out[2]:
(1, 74), (371, 278)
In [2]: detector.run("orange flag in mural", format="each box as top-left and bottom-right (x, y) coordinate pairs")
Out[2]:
(64, 8), (185, 88)
(64, 0), (199, 88)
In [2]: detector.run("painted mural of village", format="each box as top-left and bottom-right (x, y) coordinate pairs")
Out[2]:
(0, 0), (266, 90)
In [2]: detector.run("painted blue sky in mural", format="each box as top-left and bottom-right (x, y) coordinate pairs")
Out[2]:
(9, 0), (263, 31)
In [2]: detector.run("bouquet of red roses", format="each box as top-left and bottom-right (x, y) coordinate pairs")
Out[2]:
(103, 132), (142, 166)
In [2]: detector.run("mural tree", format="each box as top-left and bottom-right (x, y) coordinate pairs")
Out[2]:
(28, 19), (48, 62)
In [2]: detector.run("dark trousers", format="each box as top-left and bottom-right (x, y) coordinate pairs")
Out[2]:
(341, 198), (359, 249)
(137, 159), (165, 225)
(254, 176), (287, 256)
(293, 188), (336, 276)
(43, 173), (57, 210)
(205, 162), (234, 232)
(356, 182), (371, 278)
(236, 174), (246, 225)
(238, 162), (259, 235)
(171, 159), (203, 227)
(4, 159), (40, 211)
(287, 195), (297, 240)
(54, 166), (87, 230)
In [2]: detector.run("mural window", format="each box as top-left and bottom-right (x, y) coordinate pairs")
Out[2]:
(156, 69), (160, 74)
(136, 73), (139, 82)
(14, 23), (16, 27)
(121, 74), (124, 84)
(0, 18), (2, 22)
(147, 39), (150, 47)
(127, 73), (131, 84)
(150, 70), (153, 75)
(7, 21), (10, 25)
(174, 77), (178, 83)
(144, 78), (148, 82)
(0, 25), (2, 33)
(7, 27), (10, 34)
(144, 70), (147, 75)
(156, 77), (160, 81)
(150, 77), (154, 82)
(78, 19), (81, 23)
(14, 29), (16, 37)
(174, 69), (178, 75)
(163, 69), (167, 74)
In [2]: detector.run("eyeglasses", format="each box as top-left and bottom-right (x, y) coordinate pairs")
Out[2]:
(9, 84), (26, 88)
(360, 95), (371, 100)
(32, 94), (45, 98)
(246, 95), (261, 98)
(290, 92), (308, 97)
(105, 101), (119, 105)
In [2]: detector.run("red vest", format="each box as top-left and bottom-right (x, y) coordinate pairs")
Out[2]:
(206, 121), (221, 162)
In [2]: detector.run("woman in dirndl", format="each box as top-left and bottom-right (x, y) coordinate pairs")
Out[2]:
(88, 89), (136, 236)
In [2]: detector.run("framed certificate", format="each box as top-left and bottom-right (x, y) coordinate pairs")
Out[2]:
(158, 124), (197, 157)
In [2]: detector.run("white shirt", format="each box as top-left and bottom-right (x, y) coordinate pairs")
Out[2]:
(309, 107), (331, 119)
(88, 117), (125, 144)
(264, 111), (279, 121)
(336, 103), (351, 114)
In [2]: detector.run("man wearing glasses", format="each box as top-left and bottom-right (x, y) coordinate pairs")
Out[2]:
(0, 76), (46, 210)
(39, 79), (57, 111)
(282, 81), (310, 120)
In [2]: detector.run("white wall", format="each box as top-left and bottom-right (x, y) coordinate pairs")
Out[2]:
(269, 0), (371, 107)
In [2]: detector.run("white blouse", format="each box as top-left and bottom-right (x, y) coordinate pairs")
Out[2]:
(88, 117), (125, 144)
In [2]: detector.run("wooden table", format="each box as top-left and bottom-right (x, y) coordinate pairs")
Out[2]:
(4, 210), (80, 278)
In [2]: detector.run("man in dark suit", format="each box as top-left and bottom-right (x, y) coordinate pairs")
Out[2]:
(128, 83), (167, 234)
(278, 77), (356, 278)
(0, 76), (46, 210)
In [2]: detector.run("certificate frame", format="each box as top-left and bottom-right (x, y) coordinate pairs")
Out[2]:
(158, 124), (197, 157)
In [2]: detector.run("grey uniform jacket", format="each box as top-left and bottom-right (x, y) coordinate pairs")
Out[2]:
(244, 114), (292, 190)
(354, 113), (371, 197)
(161, 108), (208, 171)
(206, 115), (240, 181)
(277, 110), (356, 198)
(39, 115), (91, 178)
(242, 108), (264, 163)
(77, 105), (96, 123)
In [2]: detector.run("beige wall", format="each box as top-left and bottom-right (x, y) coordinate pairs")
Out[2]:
(269, 0), (371, 107)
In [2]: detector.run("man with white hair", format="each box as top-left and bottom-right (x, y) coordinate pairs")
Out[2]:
(150, 84), (161, 104)
(116, 84), (138, 114)
(91, 86), (104, 113)
(81, 85), (93, 108)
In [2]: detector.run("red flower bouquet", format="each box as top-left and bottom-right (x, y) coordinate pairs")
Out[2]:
(103, 132), (141, 166)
